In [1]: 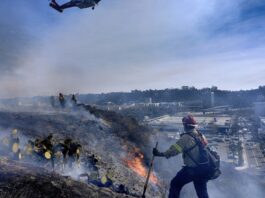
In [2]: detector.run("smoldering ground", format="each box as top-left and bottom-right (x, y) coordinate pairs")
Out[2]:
(0, 102), (164, 197)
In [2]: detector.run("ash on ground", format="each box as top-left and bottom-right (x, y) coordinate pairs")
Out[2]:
(0, 104), (162, 198)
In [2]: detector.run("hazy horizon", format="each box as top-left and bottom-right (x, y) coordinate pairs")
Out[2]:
(0, 84), (264, 100)
(0, 0), (265, 97)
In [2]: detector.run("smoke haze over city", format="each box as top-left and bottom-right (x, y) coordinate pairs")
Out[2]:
(0, 0), (265, 97)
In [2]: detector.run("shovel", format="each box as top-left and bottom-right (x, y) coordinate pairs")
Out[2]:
(142, 142), (158, 198)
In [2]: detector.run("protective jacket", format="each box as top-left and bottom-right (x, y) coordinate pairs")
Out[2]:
(164, 129), (208, 167)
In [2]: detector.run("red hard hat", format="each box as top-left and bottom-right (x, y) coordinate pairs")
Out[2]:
(182, 114), (197, 126)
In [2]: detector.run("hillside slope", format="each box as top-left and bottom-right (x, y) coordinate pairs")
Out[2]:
(0, 158), (133, 198)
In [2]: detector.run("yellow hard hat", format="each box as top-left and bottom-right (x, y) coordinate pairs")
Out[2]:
(101, 175), (108, 184)
(12, 129), (18, 135)
(76, 149), (80, 154)
(44, 151), (52, 159)
(12, 143), (19, 153)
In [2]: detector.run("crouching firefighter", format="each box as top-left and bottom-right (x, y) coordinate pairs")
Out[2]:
(1, 129), (22, 160)
(39, 134), (55, 171)
(153, 115), (214, 198)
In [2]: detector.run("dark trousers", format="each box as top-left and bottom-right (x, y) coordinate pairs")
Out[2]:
(169, 167), (209, 198)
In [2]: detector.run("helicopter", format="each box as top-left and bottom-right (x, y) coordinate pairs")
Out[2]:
(49, 0), (101, 13)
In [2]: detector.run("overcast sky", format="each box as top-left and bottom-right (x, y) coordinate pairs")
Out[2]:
(0, 0), (265, 97)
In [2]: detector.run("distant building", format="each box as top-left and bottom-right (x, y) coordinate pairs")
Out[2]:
(149, 115), (231, 134)
(258, 117), (265, 139)
(211, 92), (215, 107)
(145, 98), (152, 104)
(198, 116), (231, 134)
(260, 117), (265, 129)
(254, 102), (265, 116)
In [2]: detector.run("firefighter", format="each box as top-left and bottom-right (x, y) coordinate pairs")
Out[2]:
(58, 138), (82, 169)
(33, 138), (42, 154)
(59, 93), (66, 108)
(11, 129), (22, 160)
(71, 94), (77, 106)
(68, 140), (82, 168)
(40, 134), (54, 154)
(85, 154), (98, 171)
(39, 134), (55, 170)
(24, 140), (35, 159)
(1, 129), (22, 160)
(54, 139), (69, 170)
(153, 114), (209, 198)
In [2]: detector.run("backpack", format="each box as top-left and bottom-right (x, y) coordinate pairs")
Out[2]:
(184, 132), (221, 180)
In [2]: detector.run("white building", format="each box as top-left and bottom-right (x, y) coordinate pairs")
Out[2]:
(211, 92), (215, 107)
(258, 117), (265, 139)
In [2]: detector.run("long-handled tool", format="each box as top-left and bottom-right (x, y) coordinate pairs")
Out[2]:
(142, 142), (158, 198)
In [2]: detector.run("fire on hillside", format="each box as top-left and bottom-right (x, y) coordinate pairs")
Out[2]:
(123, 146), (158, 184)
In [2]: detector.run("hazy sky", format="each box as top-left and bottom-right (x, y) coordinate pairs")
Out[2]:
(0, 0), (265, 97)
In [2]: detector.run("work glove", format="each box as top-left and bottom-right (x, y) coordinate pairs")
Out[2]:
(153, 148), (164, 157)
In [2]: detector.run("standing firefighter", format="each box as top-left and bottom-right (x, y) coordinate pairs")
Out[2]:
(71, 94), (77, 106)
(56, 138), (82, 170)
(59, 93), (66, 108)
(67, 140), (82, 168)
(153, 115), (211, 198)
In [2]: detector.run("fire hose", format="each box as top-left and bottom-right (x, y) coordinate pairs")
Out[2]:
(142, 142), (158, 198)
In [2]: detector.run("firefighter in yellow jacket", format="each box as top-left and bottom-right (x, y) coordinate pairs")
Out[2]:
(1, 129), (22, 160)
(153, 114), (209, 198)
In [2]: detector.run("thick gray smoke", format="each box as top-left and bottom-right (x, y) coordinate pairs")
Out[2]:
(0, 102), (162, 197)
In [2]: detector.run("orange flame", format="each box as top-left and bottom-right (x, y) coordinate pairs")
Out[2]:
(123, 148), (158, 184)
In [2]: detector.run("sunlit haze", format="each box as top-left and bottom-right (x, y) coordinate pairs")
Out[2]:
(0, 0), (265, 97)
